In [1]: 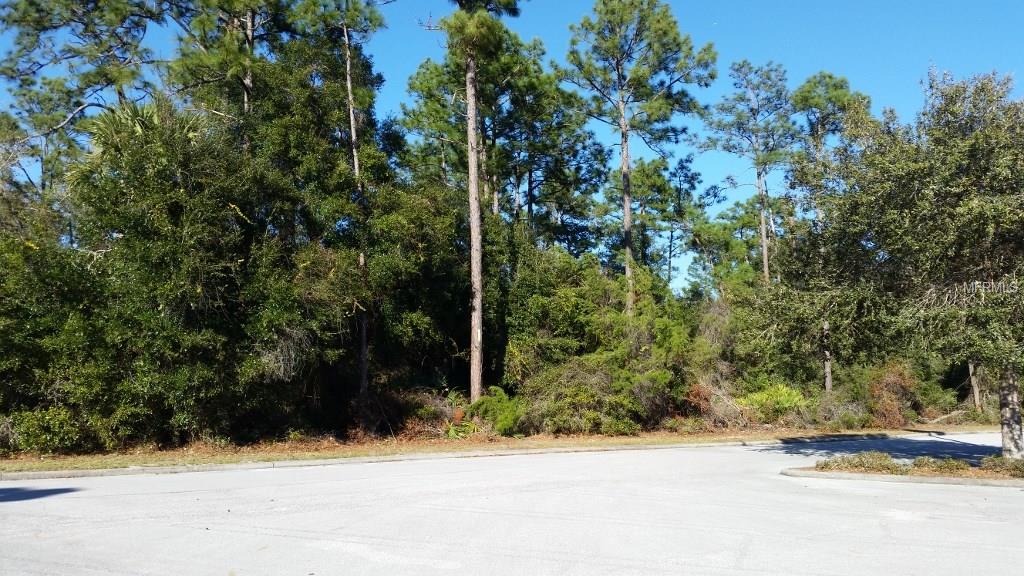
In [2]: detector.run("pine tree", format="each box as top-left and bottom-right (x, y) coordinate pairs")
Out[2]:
(560, 0), (715, 314)
(444, 0), (521, 402)
(703, 60), (798, 285)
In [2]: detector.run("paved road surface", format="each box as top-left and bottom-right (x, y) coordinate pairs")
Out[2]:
(2, 432), (1021, 575)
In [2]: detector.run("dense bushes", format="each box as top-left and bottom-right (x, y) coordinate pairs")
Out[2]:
(468, 387), (525, 436)
(737, 383), (808, 424)
(8, 407), (90, 453)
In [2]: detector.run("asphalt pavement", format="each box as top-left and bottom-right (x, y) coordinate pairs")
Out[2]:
(1, 432), (1020, 575)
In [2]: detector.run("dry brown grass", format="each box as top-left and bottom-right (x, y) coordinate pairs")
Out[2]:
(0, 424), (997, 474)
(815, 450), (1023, 480)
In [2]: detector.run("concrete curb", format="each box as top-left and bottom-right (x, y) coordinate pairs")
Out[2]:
(0, 431), (918, 481)
(781, 466), (1024, 488)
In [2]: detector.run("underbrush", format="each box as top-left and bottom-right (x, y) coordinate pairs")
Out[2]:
(0, 357), (983, 456)
(981, 456), (1024, 478)
(816, 451), (1020, 478)
(816, 451), (908, 474)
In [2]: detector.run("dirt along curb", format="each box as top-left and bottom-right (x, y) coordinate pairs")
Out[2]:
(781, 466), (1024, 488)
(0, 431), (913, 482)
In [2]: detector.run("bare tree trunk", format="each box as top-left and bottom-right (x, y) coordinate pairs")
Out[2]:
(822, 320), (833, 393)
(344, 20), (370, 396)
(667, 227), (674, 285)
(618, 99), (635, 314)
(439, 137), (448, 184)
(969, 361), (982, 410)
(526, 166), (534, 224)
(466, 55), (484, 403)
(999, 366), (1022, 458)
(343, 22), (361, 185)
(39, 141), (47, 192)
(479, 130), (498, 215)
(242, 10), (255, 115)
(489, 132), (499, 215)
(513, 169), (522, 219)
(755, 170), (770, 284)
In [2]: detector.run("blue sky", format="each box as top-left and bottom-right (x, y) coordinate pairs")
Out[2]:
(369, 0), (1021, 121)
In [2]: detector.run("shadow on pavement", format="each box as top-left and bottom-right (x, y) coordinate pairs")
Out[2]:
(755, 433), (1000, 464)
(0, 487), (79, 503)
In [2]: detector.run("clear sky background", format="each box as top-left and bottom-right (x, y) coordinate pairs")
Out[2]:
(362, 0), (1021, 287)
(367, 0), (1021, 179)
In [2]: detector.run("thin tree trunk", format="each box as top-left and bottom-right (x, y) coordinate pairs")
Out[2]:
(489, 132), (499, 215)
(969, 362), (982, 410)
(39, 141), (47, 193)
(513, 169), (522, 219)
(343, 20), (369, 396)
(618, 99), (635, 314)
(466, 54), (484, 403)
(479, 129), (497, 215)
(667, 227), (674, 285)
(439, 137), (448, 183)
(999, 366), (1022, 458)
(343, 21), (362, 186)
(755, 170), (770, 284)
(822, 319), (833, 393)
(640, 202), (650, 266)
(242, 10), (255, 115)
(526, 166), (534, 224)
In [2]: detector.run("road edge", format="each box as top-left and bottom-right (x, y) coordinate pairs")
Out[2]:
(780, 466), (1024, 488)
(0, 431), (934, 481)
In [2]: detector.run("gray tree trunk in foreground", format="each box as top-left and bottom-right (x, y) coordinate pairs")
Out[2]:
(466, 54), (484, 403)
(968, 361), (981, 410)
(999, 367), (1022, 458)
(617, 98), (635, 315)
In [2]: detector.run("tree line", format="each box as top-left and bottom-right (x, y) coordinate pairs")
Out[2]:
(1, 0), (1021, 457)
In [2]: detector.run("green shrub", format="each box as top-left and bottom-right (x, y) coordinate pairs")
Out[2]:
(738, 373), (790, 396)
(469, 387), (526, 436)
(981, 456), (1024, 478)
(629, 369), (674, 427)
(661, 416), (707, 434)
(913, 379), (956, 415)
(962, 402), (1000, 425)
(816, 392), (872, 430)
(912, 456), (970, 473)
(413, 404), (443, 422)
(517, 356), (616, 434)
(442, 419), (479, 439)
(815, 451), (906, 474)
(599, 417), (640, 436)
(737, 383), (808, 423)
(839, 412), (872, 430)
(12, 407), (92, 453)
